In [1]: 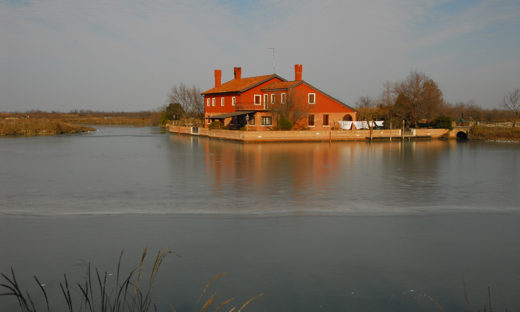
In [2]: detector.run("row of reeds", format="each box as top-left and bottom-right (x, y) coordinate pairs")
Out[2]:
(0, 248), (262, 312)
(469, 125), (520, 141)
(0, 119), (95, 136)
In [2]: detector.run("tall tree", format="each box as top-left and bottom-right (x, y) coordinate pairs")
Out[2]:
(503, 88), (520, 127)
(393, 71), (444, 127)
(270, 90), (311, 130)
(168, 83), (203, 117)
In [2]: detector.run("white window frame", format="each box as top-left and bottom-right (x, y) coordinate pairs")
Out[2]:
(308, 93), (316, 104)
(261, 116), (272, 126)
(254, 94), (262, 105)
(264, 94), (268, 105)
(206, 98), (210, 107)
(221, 97), (224, 106)
(232, 97), (236, 106)
(271, 94), (275, 104)
(281, 93), (286, 104)
(212, 98), (215, 106)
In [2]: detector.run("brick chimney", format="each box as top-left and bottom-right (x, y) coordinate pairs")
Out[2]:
(214, 69), (222, 88)
(234, 67), (242, 80)
(295, 64), (302, 81)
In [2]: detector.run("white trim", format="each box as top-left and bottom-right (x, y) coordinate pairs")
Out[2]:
(281, 93), (286, 104)
(221, 97), (224, 106)
(212, 98), (215, 106)
(232, 97), (236, 106)
(206, 98), (210, 107)
(264, 94), (268, 104)
(271, 94), (275, 104)
(254, 94), (262, 105)
(308, 93), (316, 104)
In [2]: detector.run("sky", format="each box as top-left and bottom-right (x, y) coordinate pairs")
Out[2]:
(1, 0), (519, 112)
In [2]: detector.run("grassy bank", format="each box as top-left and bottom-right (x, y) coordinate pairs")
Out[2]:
(1, 111), (161, 127)
(0, 119), (95, 136)
(469, 125), (520, 141)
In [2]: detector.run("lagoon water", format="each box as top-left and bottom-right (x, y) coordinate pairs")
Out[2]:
(1, 127), (520, 311)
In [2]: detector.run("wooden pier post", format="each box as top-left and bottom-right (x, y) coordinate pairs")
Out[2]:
(401, 120), (405, 141)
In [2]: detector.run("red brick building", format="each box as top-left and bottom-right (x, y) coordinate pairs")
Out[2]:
(202, 65), (357, 130)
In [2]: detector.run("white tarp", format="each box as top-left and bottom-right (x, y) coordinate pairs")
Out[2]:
(338, 121), (353, 130)
(340, 121), (384, 130)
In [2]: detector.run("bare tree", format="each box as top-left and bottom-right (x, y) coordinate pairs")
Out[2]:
(355, 95), (377, 121)
(270, 90), (311, 130)
(168, 83), (203, 117)
(503, 88), (520, 127)
(393, 71), (444, 127)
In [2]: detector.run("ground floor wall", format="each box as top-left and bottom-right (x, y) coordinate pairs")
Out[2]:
(204, 111), (357, 131)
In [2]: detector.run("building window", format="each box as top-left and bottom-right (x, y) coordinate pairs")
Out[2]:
(261, 116), (272, 126)
(308, 114), (315, 126)
(212, 98), (215, 106)
(264, 94), (268, 105)
(271, 94), (275, 104)
(207, 98), (210, 107)
(232, 97), (236, 106)
(254, 95), (261, 105)
(221, 97), (224, 106)
(281, 93), (286, 104)
(323, 114), (329, 126)
(308, 93), (316, 104)
(249, 115), (255, 125)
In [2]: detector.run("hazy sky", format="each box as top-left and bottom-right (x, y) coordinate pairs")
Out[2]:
(1, 0), (519, 112)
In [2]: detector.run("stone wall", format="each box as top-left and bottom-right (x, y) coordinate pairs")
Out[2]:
(168, 125), (454, 142)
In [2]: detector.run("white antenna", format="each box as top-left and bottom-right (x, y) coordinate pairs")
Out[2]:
(267, 48), (275, 73)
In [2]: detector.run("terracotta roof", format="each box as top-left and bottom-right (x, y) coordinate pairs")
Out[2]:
(202, 74), (281, 94)
(261, 81), (302, 91)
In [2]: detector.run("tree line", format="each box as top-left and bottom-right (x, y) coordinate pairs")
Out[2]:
(356, 71), (519, 128)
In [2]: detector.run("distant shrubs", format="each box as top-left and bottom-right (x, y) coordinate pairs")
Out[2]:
(430, 115), (453, 129)
(470, 125), (520, 141)
(0, 119), (95, 136)
(208, 120), (223, 130)
(277, 117), (293, 130)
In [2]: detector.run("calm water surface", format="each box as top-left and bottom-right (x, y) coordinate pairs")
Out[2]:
(1, 127), (519, 311)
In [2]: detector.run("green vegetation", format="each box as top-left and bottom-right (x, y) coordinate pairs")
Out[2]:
(208, 120), (223, 130)
(430, 115), (453, 129)
(277, 116), (293, 130)
(0, 249), (262, 312)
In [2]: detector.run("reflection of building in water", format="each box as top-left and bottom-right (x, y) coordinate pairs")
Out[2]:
(201, 139), (345, 196)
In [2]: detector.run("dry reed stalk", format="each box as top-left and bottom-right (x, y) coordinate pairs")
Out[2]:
(200, 292), (217, 312)
(196, 272), (229, 305)
(427, 295), (447, 312)
(227, 307), (236, 312)
(487, 286), (493, 312)
(169, 303), (177, 312)
(214, 297), (234, 312)
(237, 293), (263, 312)
(463, 278), (471, 306)
(134, 248), (148, 293)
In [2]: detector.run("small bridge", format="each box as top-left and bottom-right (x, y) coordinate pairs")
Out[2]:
(449, 126), (471, 140)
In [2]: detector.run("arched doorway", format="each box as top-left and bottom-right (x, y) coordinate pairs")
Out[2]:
(343, 114), (353, 121)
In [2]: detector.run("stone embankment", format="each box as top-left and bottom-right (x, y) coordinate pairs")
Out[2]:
(168, 125), (457, 142)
